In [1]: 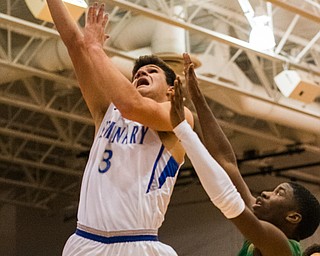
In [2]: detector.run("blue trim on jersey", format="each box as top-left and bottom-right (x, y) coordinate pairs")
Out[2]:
(75, 229), (159, 244)
(158, 156), (179, 188)
(146, 145), (179, 193)
(146, 145), (165, 193)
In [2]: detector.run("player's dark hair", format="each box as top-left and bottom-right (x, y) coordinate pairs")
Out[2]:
(132, 55), (176, 86)
(289, 182), (320, 240)
(303, 243), (320, 256)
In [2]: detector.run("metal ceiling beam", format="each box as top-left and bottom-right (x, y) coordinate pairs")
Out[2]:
(0, 197), (49, 210)
(275, 15), (300, 54)
(245, 53), (276, 97)
(197, 74), (320, 119)
(242, 161), (320, 177)
(108, 0), (320, 76)
(0, 95), (94, 125)
(0, 13), (60, 39)
(265, 0), (320, 23)
(277, 170), (320, 186)
(35, 182), (79, 207)
(0, 59), (78, 87)
(1, 4), (320, 78)
(294, 31), (320, 62)
(49, 116), (71, 142)
(0, 177), (76, 196)
(0, 127), (89, 151)
(238, 147), (305, 163)
(0, 155), (82, 177)
(203, 2), (320, 54)
(217, 119), (295, 145)
(106, 46), (320, 122)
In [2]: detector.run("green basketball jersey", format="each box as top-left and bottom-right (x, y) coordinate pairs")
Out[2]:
(238, 239), (301, 256)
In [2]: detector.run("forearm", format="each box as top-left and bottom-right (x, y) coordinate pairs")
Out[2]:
(173, 120), (245, 219)
(46, 1), (112, 123)
(85, 46), (174, 131)
(86, 46), (142, 109)
(189, 84), (237, 166)
(46, 0), (83, 45)
(188, 82), (255, 206)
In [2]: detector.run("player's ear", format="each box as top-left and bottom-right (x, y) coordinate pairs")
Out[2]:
(286, 211), (302, 224)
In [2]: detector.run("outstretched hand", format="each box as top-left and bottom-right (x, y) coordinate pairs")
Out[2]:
(84, 2), (109, 47)
(183, 53), (199, 97)
(170, 76), (185, 128)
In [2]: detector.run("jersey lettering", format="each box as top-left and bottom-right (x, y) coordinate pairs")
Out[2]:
(98, 120), (149, 145)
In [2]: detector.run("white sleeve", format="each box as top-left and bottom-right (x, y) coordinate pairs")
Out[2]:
(173, 120), (245, 219)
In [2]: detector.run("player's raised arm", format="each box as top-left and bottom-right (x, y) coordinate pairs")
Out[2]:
(46, 1), (112, 127)
(170, 75), (294, 256)
(47, 1), (190, 132)
(183, 52), (255, 207)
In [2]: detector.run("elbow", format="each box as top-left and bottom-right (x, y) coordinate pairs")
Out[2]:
(117, 104), (138, 121)
(116, 98), (143, 122)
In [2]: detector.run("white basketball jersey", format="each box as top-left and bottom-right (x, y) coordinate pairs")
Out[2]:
(78, 104), (180, 232)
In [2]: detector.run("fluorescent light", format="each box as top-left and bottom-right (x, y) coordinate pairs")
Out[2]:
(249, 15), (275, 51)
(238, 0), (276, 51)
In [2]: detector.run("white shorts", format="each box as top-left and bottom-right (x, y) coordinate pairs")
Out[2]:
(62, 232), (178, 256)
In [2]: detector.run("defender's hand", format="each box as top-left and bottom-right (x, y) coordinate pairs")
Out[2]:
(183, 53), (199, 95)
(170, 76), (185, 128)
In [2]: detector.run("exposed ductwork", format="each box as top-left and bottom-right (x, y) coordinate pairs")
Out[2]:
(0, 38), (74, 84)
(29, 39), (73, 72)
(110, 6), (186, 55)
(109, 10), (189, 74)
(202, 83), (320, 135)
(0, 7), (188, 82)
(195, 53), (320, 135)
(0, 66), (30, 84)
(2, 12), (320, 136)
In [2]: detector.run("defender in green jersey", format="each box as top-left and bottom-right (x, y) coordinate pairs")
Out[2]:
(180, 53), (320, 256)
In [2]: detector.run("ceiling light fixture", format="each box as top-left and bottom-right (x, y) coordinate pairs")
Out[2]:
(274, 69), (320, 103)
(25, 0), (88, 23)
(249, 14), (276, 51)
(238, 0), (276, 51)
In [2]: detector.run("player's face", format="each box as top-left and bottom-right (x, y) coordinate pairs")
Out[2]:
(252, 183), (297, 226)
(132, 64), (171, 102)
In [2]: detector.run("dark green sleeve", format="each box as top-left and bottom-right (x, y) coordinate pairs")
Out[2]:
(237, 241), (253, 256)
(288, 239), (302, 256)
(238, 240), (301, 256)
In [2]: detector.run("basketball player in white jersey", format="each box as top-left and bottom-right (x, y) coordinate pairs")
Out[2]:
(46, 1), (193, 255)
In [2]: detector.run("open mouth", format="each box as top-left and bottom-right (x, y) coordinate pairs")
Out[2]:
(136, 78), (149, 88)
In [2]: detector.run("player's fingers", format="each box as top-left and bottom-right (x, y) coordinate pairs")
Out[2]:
(97, 4), (105, 23)
(92, 2), (98, 23)
(102, 13), (109, 28)
(173, 79), (180, 104)
(183, 53), (192, 66)
(188, 63), (195, 76)
(87, 5), (94, 24)
(183, 53), (189, 75)
(175, 77), (182, 103)
(169, 90), (174, 103)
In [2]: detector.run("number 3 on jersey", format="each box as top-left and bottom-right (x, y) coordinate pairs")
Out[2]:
(98, 149), (113, 173)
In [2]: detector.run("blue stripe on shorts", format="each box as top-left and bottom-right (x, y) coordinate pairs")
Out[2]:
(75, 229), (159, 244)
